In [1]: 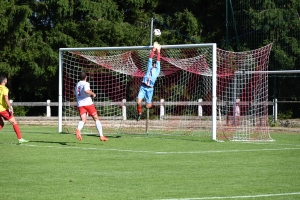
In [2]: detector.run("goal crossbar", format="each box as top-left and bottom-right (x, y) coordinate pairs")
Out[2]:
(59, 44), (216, 51)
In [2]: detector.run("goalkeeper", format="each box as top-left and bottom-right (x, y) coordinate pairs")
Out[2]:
(136, 42), (161, 121)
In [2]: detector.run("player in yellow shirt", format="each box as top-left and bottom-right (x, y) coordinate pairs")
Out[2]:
(0, 76), (29, 144)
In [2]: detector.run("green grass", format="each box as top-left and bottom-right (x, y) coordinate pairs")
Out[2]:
(1, 125), (300, 200)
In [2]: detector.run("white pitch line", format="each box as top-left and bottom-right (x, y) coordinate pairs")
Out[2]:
(8, 143), (300, 154)
(157, 192), (300, 200)
(154, 147), (300, 154)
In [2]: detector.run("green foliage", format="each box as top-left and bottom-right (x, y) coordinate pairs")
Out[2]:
(1, 0), (300, 117)
(238, 0), (300, 70)
(268, 116), (278, 127)
(278, 109), (293, 119)
(0, 1), (32, 78)
(12, 106), (29, 116)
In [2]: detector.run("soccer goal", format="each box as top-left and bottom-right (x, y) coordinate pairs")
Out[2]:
(58, 43), (273, 141)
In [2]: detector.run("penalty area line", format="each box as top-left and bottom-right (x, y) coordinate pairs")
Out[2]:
(157, 192), (300, 200)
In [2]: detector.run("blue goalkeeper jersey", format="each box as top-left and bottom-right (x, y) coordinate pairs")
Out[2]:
(142, 58), (161, 87)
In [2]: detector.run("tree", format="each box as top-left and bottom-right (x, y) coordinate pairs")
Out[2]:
(0, 1), (32, 78)
(1, 0), (300, 117)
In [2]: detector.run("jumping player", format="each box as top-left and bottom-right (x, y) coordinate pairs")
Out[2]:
(136, 42), (161, 121)
(0, 75), (29, 144)
(74, 72), (108, 141)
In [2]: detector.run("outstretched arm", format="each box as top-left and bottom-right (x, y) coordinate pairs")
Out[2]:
(155, 44), (161, 73)
(149, 47), (156, 58)
(156, 44), (161, 61)
(150, 41), (161, 58)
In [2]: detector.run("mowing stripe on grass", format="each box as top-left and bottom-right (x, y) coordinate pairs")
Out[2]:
(2, 142), (300, 154)
(157, 191), (300, 199)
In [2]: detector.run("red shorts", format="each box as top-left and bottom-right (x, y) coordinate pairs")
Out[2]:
(78, 105), (97, 117)
(0, 110), (13, 120)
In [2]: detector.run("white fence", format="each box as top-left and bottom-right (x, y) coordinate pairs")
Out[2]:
(10, 99), (206, 120)
(10, 99), (295, 123)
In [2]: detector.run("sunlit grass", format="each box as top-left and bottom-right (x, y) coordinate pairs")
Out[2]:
(1, 125), (300, 199)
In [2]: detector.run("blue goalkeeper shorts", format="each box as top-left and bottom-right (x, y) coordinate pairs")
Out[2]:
(137, 84), (154, 104)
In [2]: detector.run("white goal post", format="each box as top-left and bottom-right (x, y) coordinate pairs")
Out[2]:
(58, 43), (273, 141)
(58, 43), (218, 140)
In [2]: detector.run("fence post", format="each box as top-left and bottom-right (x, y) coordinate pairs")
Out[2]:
(160, 99), (164, 120)
(235, 99), (240, 117)
(273, 98), (274, 122)
(273, 98), (277, 123)
(198, 99), (203, 116)
(47, 100), (51, 117)
(122, 99), (127, 120)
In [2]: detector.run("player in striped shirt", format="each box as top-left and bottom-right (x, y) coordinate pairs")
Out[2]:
(0, 76), (29, 144)
(136, 42), (161, 121)
(74, 72), (108, 141)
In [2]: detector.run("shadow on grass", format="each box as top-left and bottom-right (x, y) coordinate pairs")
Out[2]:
(28, 140), (71, 145)
(0, 140), (85, 146)
(86, 134), (122, 139)
(26, 139), (101, 146)
(60, 132), (73, 134)
(129, 133), (216, 142)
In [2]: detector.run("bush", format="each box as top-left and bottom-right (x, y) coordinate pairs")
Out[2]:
(277, 110), (293, 119)
(13, 106), (29, 116)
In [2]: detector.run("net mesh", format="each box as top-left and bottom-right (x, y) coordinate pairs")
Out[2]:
(217, 43), (273, 141)
(61, 43), (273, 141)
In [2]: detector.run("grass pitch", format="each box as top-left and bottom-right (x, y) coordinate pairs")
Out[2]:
(0, 125), (300, 200)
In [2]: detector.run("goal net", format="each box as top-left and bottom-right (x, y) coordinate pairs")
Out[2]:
(217, 43), (273, 141)
(58, 43), (273, 141)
